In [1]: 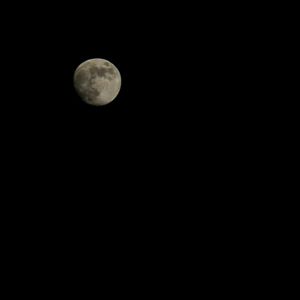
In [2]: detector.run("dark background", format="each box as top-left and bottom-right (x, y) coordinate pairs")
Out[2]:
(0, 3), (262, 202)
(0, 2), (269, 200)
(0, 3), (277, 293)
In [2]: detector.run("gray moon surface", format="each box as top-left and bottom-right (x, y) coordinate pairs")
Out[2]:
(74, 58), (121, 106)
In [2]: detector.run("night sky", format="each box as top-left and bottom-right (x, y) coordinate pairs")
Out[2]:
(1, 3), (258, 202)
(0, 5), (270, 289)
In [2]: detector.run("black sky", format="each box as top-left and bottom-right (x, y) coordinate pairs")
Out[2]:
(1, 2), (259, 203)
(0, 5), (270, 283)
(0, 4), (278, 293)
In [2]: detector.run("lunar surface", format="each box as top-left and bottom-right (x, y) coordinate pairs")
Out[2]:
(74, 58), (121, 106)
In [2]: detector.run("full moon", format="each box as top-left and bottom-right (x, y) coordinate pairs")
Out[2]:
(74, 58), (121, 106)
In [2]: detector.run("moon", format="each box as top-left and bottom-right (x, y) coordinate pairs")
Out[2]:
(74, 58), (121, 106)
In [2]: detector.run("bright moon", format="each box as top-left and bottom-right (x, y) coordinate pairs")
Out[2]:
(74, 58), (121, 106)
